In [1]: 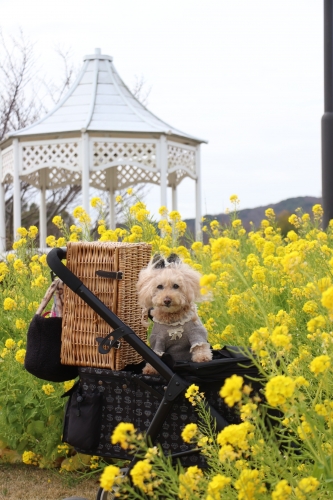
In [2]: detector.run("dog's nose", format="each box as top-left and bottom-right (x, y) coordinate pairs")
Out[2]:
(164, 297), (172, 306)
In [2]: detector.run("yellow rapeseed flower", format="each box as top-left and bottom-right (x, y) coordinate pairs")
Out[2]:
(178, 465), (203, 500)
(206, 474), (231, 499)
(312, 204), (323, 218)
(63, 380), (75, 392)
(220, 375), (243, 407)
(46, 235), (56, 247)
(265, 375), (296, 407)
(234, 469), (266, 499)
(3, 297), (17, 311)
(229, 194), (240, 204)
(42, 384), (55, 395)
(232, 219), (242, 228)
(265, 208), (275, 218)
(130, 460), (153, 494)
(5, 339), (16, 349)
(271, 479), (292, 500)
(52, 215), (63, 228)
(309, 355), (331, 376)
(111, 422), (136, 449)
(22, 451), (38, 465)
(90, 197), (103, 208)
(15, 349), (26, 364)
(295, 477), (319, 499)
(181, 423), (198, 443)
(17, 227), (28, 237)
(28, 225), (38, 238)
(100, 464), (121, 491)
(158, 205), (168, 216)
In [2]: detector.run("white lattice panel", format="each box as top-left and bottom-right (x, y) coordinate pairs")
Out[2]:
(47, 167), (81, 189)
(116, 165), (160, 189)
(175, 169), (189, 185)
(1, 147), (13, 182)
(90, 170), (107, 190)
(22, 170), (40, 188)
(92, 141), (157, 170)
(22, 141), (80, 174)
(168, 142), (196, 174)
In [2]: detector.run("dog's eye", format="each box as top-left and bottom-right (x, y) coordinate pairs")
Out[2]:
(173, 284), (179, 289)
(157, 284), (164, 289)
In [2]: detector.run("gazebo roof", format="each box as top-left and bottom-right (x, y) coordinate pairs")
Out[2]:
(10, 48), (205, 143)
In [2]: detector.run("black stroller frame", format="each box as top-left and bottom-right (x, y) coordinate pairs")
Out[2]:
(47, 248), (257, 500)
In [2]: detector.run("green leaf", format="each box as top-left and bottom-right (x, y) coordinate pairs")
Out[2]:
(27, 420), (45, 436)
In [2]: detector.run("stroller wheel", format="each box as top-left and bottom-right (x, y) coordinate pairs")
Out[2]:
(96, 467), (128, 500)
(96, 488), (114, 500)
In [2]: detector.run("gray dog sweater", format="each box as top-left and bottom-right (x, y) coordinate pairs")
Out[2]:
(149, 313), (209, 362)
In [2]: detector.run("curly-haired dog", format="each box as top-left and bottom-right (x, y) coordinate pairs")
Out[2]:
(137, 254), (212, 375)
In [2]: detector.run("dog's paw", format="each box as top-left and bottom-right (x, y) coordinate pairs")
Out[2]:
(191, 344), (213, 363)
(142, 363), (158, 375)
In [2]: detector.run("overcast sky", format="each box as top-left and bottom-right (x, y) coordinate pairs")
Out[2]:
(1, 0), (323, 219)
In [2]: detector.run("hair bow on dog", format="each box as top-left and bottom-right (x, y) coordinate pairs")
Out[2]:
(151, 253), (181, 269)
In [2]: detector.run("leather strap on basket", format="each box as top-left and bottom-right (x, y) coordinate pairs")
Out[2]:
(95, 270), (123, 280)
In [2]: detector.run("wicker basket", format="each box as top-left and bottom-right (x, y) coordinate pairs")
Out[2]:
(61, 241), (151, 370)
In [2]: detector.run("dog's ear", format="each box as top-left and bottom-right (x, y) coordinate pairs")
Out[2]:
(151, 254), (165, 269)
(136, 268), (154, 308)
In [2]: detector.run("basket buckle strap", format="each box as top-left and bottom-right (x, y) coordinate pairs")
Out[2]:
(95, 270), (123, 280)
(96, 325), (132, 354)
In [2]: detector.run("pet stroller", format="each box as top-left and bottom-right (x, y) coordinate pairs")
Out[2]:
(46, 247), (262, 500)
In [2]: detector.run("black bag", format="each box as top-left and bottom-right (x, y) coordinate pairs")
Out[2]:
(25, 280), (78, 383)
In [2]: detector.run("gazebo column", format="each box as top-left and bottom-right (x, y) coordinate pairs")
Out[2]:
(82, 132), (90, 214)
(39, 168), (47, 249)
(159, 135), (168, 209)
(13, 138), (21, 236)
(107, 168), (116, 229)
(172, 183), (178, 211)
(195, 145), (202, 240)
(0, 153), (5, 252)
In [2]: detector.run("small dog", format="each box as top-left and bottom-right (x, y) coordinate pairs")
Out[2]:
(136, 253), (212, 375)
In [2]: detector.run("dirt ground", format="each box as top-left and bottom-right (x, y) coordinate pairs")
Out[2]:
(0, 464), (100, 500)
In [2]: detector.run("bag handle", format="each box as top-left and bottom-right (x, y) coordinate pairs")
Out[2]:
(36, 278), (63, 316)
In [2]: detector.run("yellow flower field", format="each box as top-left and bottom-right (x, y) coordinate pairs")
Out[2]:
(1, 192), (333, 498)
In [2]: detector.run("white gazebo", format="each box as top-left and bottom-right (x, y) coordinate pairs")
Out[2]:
(0, 48), (207, 251)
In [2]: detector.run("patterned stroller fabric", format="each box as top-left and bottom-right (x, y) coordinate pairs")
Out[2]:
(62, 349), (262, 466)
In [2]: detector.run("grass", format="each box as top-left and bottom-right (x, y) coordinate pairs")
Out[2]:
(0, 464), (100, 500)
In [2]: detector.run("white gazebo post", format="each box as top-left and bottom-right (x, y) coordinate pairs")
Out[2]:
(172, 183), (178, 211)
(159, 135), (168, 209)
(12, 138), (21, 236)
(0, 154), (5, 253)
(107, 168), (116, 229)
(195, 145), (202, 239)
(81, 131), (90, 214)
(39, 168), (47, 249)
(0, 49), (207, 246)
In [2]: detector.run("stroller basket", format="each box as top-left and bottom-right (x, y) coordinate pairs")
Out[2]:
(62, 357), (261, 466)
(47, 248), (262, 468)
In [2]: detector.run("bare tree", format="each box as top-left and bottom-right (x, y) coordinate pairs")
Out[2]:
(0, 29), (42, 141)
(0, 30), (80, 245)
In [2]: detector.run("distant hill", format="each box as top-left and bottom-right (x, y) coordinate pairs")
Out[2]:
(184, 196), (322, 236)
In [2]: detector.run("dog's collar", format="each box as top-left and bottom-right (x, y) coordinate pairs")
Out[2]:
(153, 310), (194, 326)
